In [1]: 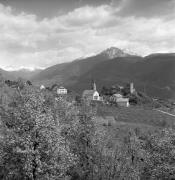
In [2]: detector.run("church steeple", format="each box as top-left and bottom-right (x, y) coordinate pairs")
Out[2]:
(92, 80), (97, 91)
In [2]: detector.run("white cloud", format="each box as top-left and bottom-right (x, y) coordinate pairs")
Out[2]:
(0, 2), (175, 70)
(57, 5), (114, 28)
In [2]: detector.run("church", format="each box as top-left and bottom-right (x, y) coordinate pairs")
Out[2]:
(82, 81), (100, 101)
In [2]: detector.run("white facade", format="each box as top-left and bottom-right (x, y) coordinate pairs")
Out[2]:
(116, 98), (130, 107)
(40, 85), (45, 90)
(92, 91), (100, 101)
(57, 86), (67, 95)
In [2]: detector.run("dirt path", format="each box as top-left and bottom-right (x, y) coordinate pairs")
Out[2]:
(154, 109), (175, 117)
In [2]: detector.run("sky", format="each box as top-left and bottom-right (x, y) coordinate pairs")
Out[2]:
(0, 0), (175, 70)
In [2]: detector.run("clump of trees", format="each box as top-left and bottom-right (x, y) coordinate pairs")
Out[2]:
(0, 87), (77, 179)
(5, 78), (32, 89)
(101, 85), (121, 96)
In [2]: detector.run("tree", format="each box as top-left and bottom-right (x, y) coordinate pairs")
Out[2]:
(26, 80), (32, 86)
(0, 87), (77, 180)
(17, 78), (25, 90)
(53, 96), (98, 180)
(140, 128), (175, 179)
(101, 86), (109, 96)
(122, 83), (130, 96)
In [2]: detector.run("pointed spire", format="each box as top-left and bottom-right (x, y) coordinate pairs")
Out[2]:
(92, 80), (97, 91)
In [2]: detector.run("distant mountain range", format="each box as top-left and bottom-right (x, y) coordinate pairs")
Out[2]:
(32, 47), (141, 82)
(0, 68), (42, 81)
(1, 47), (175, 100)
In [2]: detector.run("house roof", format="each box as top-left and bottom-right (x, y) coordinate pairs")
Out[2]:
(116, 98), (129, 102)
(113, 93), (123, 98)
(82, 90), (96, 97)
(58, 86), (66, 89)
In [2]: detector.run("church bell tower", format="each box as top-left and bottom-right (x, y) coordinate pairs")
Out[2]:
(91, 80), (97, 91)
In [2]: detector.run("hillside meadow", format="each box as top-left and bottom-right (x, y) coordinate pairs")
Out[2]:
(97, 105), (175, 128)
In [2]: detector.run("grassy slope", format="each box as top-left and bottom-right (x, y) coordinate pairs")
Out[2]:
(97, 105), (175, 128)
(94, 105), (175, 151)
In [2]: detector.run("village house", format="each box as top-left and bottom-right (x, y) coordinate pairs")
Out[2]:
(57, 86), (68, 95)
(116, 98), (130, 107)
(40, 85), (45, 90)
(110, 93), (130, 107)
(82, 81), (101, 101)
(110, 93), (123, 101)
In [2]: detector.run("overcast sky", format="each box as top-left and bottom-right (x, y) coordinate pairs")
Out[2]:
(0, 0), (175, 70)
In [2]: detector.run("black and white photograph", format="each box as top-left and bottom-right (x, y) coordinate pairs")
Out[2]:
(0, 0), (175, 179)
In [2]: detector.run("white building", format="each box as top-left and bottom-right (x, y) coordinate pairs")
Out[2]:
(57, 86), (68, 95)
(82, 81), (101, 101)
(110, 93), (123, 101)
(110, 93), (130, 107)
(40, 85), (45, 90)
(116, 98), (130, 107)
(82, 90), (100, 101)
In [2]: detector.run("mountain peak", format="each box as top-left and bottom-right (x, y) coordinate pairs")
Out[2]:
(100, 47), (130, 59)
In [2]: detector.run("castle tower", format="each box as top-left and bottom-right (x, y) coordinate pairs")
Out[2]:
(130, 82), (135, 94)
